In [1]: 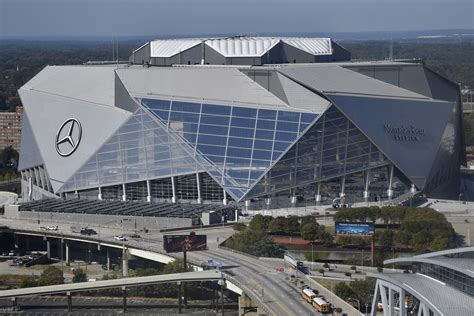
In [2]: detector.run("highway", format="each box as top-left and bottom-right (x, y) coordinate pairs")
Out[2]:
(0, 216), (331, 315)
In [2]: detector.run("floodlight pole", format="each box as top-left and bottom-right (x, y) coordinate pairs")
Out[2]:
(183, 249), (188, 307)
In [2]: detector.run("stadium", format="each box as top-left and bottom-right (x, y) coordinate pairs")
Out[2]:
(17, 36), (465, 209)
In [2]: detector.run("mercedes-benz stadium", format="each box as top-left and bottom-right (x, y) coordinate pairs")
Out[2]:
(17, 36), (465, 209)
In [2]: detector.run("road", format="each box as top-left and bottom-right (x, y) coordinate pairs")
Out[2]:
(0, 216), (321, 316)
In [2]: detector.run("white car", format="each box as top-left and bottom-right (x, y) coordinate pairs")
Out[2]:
(46, 225), (58, 231)
(114, 235), (127, 242)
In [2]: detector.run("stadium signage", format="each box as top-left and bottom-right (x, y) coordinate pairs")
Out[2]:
(56, 118), (82, 157)
(383, 124), (425, 142)
(163, 234), (207, 253)
(335, 222), (375, 237)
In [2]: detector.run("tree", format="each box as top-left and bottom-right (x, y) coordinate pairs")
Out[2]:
(233, 223), (247, 231)
(300, 222), (320, 241)
(72, 268), (88, 283)
(38, 266), (64, 286)
(249, 214), (272, 232)
(334, 282), (355, 301)
(283, 216), (300, 236)
(349, 278), (376, 306)
(268, 217), (286, 234)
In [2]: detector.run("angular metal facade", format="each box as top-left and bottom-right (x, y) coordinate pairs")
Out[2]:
(18, 60), (465, 206)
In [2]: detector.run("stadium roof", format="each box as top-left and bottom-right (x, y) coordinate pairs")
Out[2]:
(142, 37), (335, 58)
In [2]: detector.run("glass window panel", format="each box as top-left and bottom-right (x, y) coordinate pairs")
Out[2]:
(256, 119), (276, 130)
(278, 111), (300, 122)
(253, 149), (272, 160)
(276, 121), (299, 132)
(301, 113), (317, 123)
(258, 109), (277, 120)
(183, 133), (197, 144)
(200, 114), (230, 126)
(206, 155), (225, 164)
(299, 123), (310, 132)
(150, 109), (169, 122)
(232, 106), (257, 118)
(142, 99), (170, 111)
(171, 101), (200, 113)
(231, 117), (256, 128)
(228, 137), (253, 148)
(227, 146), (252, 159)
(197, 144), (226, 156)
(275, 131), (297, 142)
(225, 157), (251, 167)
(254, 139), (273, 151)
(198, 124), (229, 135)
(229, 127), (255, 138)
(255, 129), (274, 140)
(169, 111), (200, 123)
(202, 103), (231, 116)
(198, 134), (228, 146)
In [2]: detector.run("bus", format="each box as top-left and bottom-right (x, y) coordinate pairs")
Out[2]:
(302, 288), (318, 303)
(312, 296), (331, 313)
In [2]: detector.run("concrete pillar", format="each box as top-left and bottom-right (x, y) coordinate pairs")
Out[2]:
(14, 235), (19, 252)
(364, 170), (370, 200)
(315, 182), (321, 203)
(122, 286), (127, 313)
(387, 165), (394, 199)
(171, 176), (177, 203)
(46, 239), (51, 259)
(410, 183), (416, 194)
(106, 250), (111, 271)
(244, 200), (250, 212)
(65, 242), (70, 266)
(122, 183), (127, 201)
(222, 188), (228, 205)
(146, 180), (151, 202)
(11, 297), (17, 310)
(67, 291), (72, 312)
(74, 190), (79, 199)
(178, 281), (182, 314)
(339, 175), (346, 198)
(196, 173), (202, 204)
(290, 188), (297, 205)
(122, 249), (128, 277)
(98, 187), (103, 200)
(238, 292), (254, 316)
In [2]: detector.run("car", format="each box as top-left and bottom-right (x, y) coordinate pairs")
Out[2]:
(46, 225), (58, 231)
(114, 235), (127, 242)
(129, 233), (141, 239)
(8, 251), (15, 256)
(80, 228), (97, 235)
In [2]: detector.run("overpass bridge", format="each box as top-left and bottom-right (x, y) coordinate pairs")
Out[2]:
(0, 216), (362, 315)
(0, 270), (223, 313)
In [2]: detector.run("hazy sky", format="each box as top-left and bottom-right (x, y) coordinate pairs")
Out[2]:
(1, 0), (473, 38)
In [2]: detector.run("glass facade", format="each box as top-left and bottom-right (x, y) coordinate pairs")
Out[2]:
(141, 98), (317, 200)
(59, 100), (407, 205)
(60, 108), (202, 192)
(246, 106), (390, 200)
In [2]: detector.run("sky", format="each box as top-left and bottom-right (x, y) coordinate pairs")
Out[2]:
(0, 0), (473, 38)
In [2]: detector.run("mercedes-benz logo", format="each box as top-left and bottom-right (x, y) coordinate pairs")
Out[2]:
(55, 118), (82, 157)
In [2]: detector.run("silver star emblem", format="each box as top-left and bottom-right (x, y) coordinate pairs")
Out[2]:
(55, 118), (82, 157)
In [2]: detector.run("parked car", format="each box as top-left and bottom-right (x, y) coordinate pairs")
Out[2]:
(129, 233), (141, 239)
(46, 225), (58, 231)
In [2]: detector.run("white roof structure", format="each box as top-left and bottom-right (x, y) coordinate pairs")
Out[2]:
(205, 37), (280, 57)
(281, 37), (332, 55)
(144, 37), (335, 59)
(150, 39), (203, 58)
